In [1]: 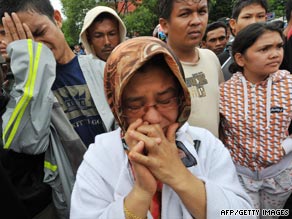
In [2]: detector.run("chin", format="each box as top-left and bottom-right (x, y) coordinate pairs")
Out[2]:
(99, 56), (107, 62)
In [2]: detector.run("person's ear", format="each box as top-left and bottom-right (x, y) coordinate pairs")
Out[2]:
(229, 18), (237, 36)
(53, 10), (62, 29)
(234, 52), (244, 67)
(159, 18), (168, 35)
(201, 40), (206, 48)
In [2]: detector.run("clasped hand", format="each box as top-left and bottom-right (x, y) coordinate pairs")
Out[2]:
(124, 119), (187, 197)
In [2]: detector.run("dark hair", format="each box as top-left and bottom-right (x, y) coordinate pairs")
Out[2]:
(202, 21), (227, 41)
(231, 0), (268, 20)
(0, 0), (55, 24)
(159, 0), (210, 20)
(217, 17), (230, 27)
(92, 12), (118, 25)
(286, 0), (292, 21)
(270, 20), (285, 30)
(230, 22), (284, 73)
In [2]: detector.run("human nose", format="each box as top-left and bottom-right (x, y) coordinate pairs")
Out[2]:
(104, 35), (110, 45)
(142, 105), (162, 124)
(190, 13), (201, 25)
(215, 39), (222, 46)
(270, 48), (281, 58)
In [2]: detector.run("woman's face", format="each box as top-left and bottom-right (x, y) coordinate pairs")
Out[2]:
(235, 30), (283, 83)
(122, 66), (180, 133)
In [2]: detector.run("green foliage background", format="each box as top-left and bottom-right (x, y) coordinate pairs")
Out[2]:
(61, 0), (97, 46)
(60, 0), (286, 46)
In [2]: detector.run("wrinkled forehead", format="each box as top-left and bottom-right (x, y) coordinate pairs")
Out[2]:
(16, 10), (52, 25)
(175, 0), (208, 5)
(176, 0), (201, 2)
(123, 66), (179, 97)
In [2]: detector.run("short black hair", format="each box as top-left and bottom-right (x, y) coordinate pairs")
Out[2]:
(231, 0), (268, 20)
(270, 20), (285, 30)
(0, 0), (55, 24)
(202, 21), (227, 41)
(217, 17), (230, 27)
(159, 0), (210, 21)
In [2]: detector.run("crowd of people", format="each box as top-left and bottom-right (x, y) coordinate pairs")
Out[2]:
(0, 0), (292, 218)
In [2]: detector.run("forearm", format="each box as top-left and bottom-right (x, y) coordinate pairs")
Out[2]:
(124, 185), (152, 219)
(2, 40), (56, 152)
(171, 168), (206, 219)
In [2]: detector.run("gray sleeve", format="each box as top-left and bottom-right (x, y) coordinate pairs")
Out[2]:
(2, 39), (56, 154)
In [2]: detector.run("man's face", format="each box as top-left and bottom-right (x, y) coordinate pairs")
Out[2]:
(230, 4), (267, 36)
(16, 10), (67, 64)
(160, 0), (208, 52)
(202, 27), (227, 55)
(87, 18), (120, 61)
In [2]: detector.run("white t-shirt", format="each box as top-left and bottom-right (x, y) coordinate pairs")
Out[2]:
(181, 48), (224, 137)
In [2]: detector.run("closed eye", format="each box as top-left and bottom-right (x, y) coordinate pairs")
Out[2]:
(157, 97), (178, 106)
(33, 29), (45, 37)
(127, 105), (143, 110)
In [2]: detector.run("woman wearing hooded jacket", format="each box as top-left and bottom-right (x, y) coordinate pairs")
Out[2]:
(220, 22), (292, 217)
(70, 37), (254, 219)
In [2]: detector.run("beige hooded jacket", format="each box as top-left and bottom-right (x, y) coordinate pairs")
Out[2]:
(80, 6), (127, 58)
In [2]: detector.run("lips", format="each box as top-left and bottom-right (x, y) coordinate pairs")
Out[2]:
(266, 61), (281, 67)
(188, 30), (201, 38)
(102, 48), (113, 53)
(267, 60), (280, 65)
(268, 63), (279, 66)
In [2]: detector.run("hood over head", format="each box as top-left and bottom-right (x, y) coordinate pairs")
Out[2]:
(104, 36), (191, 133)
(80, 6), (127, 57)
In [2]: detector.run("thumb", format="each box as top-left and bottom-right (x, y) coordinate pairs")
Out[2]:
(166, 123), (179, 143)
